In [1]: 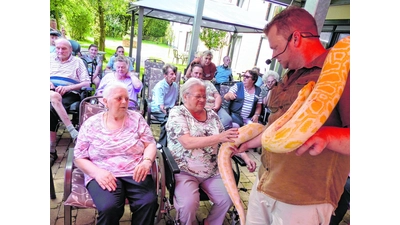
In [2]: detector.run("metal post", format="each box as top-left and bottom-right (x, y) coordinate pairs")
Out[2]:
(135, 7), (144, 73)
(188, 0), (205, 63)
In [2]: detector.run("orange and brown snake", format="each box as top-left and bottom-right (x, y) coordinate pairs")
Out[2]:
(218, 36), (350, 225)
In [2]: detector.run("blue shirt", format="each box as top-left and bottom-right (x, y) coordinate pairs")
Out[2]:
(215, 65), (232, 84)
(150, 79), (179, 113)
(107, 55), (134, 71)
(255, 75), (263, 87)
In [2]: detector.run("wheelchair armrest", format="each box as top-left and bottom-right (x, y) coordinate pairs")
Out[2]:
(63, 148), (75, 201)
(81, 86), (94, 92)
(232, 155), (247, 167)
(161, 145), (180, 174)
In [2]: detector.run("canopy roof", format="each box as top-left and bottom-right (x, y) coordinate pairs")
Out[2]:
(127, 0), (266, 33)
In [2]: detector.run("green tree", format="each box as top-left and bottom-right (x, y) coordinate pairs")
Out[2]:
(199, 28), (228, 50)
(143, 18), (169, 43)
(62, 0), (93, 40)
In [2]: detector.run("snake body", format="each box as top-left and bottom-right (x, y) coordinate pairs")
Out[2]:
(218, 36), (350, 225)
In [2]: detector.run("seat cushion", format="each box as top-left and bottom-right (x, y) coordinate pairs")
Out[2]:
(64, 168), (96, 208)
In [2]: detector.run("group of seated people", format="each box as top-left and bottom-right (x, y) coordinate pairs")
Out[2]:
(49, 37), (278, 224)
(50, 32), (143, 166)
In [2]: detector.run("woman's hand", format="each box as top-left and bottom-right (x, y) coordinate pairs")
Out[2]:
(225, 92), (237, 100)
(94, 168), (117, 191)
(132, 159), (152, 182)
(219, 128), (239, 143)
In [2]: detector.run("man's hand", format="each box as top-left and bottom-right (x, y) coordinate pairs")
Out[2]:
(55, 85), (71, 96)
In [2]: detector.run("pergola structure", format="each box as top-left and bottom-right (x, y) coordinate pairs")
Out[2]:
(126, 0), (266, 73)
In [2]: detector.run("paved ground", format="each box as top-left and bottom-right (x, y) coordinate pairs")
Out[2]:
(50, 123), (349, 225)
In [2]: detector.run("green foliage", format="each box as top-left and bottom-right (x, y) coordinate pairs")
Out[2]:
(199, 28), (228, 50)
(105, 14), (130, 38)
(164, 24), (174, 46)
(62, 0), (93, 40)
(143, 18), (169, 43)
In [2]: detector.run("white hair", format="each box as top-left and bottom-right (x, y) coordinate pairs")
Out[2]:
(262, 70), (279, 83)
(102, 81), (128, 99)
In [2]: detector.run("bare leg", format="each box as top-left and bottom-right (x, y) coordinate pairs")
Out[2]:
(50, 91), (79, 139)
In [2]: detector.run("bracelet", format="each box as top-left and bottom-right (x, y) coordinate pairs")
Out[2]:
(254, 114), (260, 116)
(143, 157), (153, 163)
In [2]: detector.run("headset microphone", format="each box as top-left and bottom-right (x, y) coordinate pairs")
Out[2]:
(265, 33), (293, 65)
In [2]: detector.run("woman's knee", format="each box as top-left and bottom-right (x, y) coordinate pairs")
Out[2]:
(175, 193), (200, 214)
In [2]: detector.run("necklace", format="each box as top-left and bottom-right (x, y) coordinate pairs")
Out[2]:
(105, 112), (126, 133)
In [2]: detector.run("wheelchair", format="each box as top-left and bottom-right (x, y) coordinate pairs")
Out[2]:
(157, 131), (248, 225)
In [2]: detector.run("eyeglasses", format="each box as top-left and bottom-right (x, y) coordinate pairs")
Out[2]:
(189, 94), (207, 100)
(243, 75), (251, 79)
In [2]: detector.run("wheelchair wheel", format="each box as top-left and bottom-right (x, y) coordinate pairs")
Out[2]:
(155, 149), (166, 224)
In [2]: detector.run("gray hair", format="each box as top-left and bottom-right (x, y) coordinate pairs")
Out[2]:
(262, 70), (279, 83)
(180, 78), (205, 104)
(113, 55), (130, 70)
(103, 81), (128, 99)
(54, 38), (72, 48)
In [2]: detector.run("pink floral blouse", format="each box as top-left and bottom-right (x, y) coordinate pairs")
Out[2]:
(74, 110), (156, 186)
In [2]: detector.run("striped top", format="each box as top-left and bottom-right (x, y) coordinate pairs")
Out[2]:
(229, 84), (262, 118)
(50, 53), (90, 83)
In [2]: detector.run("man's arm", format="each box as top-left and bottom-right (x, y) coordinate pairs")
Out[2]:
(296, 126), (350, 156)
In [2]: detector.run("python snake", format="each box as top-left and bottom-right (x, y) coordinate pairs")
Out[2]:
(218, 36), (350, 225)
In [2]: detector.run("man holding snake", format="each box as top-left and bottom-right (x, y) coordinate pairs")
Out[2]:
(232, 6), (350, 225)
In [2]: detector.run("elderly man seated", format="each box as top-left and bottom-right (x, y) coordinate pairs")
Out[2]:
(50, 38), (90, 166)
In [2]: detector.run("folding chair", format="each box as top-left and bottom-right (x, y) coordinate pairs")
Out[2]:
(219, 81), (238, 113)
(141, 58), (165, 99)
(144, 68), (166, 126)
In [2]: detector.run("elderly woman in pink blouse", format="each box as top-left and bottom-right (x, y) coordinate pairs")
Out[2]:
(74, 81), (157, 225)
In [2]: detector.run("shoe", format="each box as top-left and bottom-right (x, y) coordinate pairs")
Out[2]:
(50, 150), (58, 167)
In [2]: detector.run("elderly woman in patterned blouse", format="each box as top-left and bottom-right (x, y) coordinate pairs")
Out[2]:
(165, 77), (240, 225)
(74, 81), (158, 225)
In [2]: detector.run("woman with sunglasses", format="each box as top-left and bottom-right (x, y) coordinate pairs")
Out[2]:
(224, 69), (263, 128)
